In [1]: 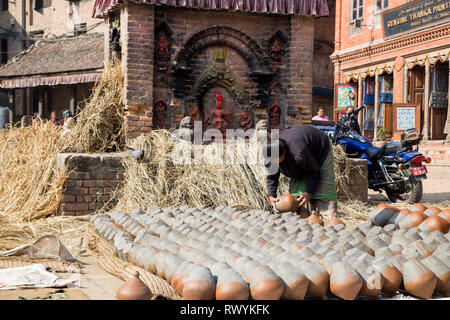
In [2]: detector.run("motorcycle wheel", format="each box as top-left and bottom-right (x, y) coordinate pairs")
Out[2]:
(385, 175), (423, 204)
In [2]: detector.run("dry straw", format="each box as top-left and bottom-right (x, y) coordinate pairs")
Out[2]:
(0, 63), (125, 249)
(64, 62), (125, 153)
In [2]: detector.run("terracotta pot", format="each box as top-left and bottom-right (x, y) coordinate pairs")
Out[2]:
(172, 262), (196, 295)
(403, 259), (437, 299)
(325, 216), (345, 227)
(418, 215), (450, 234)
(306, 214), (324, 226)
(249, 265), (285, 300)
(372, 258), (402, 295)
(391, 209), (411, 227)
(353, 261), (384, 298)
(438, 209), (450, 222)
(164, 254), (185, 284)
(216, 268), (250, 300)
(330, 262), (363, 300)
(410, 240), (434, 258)
(273, 262), (309, 300)
(369, 207), (398, 227)
(275, 194), (299, 213)
(422, 255), (450, 295)
(116, 271), (153, 300)
(408, 203), (427, 212)
(299, 261), (330, 299)
(182, 265), (216, 300)
(423, 206), (441, 217)
(398, 210), (427, 230)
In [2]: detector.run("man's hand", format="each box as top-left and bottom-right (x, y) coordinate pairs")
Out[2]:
(297, 192), (311, 207)
(268, 196), (279, 213)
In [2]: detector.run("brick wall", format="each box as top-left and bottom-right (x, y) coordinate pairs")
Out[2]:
(287, 16), (315, 128)
(56, 153), (126, 216)
(336, 158), (368, 202)
(117, 4), (317, 137)
(120, 4), (155, 140)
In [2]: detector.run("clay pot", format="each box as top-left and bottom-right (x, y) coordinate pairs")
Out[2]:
(411, 240), (434, 258)
(403, 259), (437, 299)
(325, 216), (345, 227)
(438, 209), (450, 222)
(330, 262), (363, 300)
(276, 194), (299, 213)
(171, 262), (196, 295)
(306, 214), (324, 226)
(164, 254), (185, 284)
(116, 271), (153, 300)
(418, 215), (450, 234)
(248, 265), (285, 300)
(372, 258), (402, 295)
(275, 262), (309, 300)
(299, 261), (330, 299)
(398, 210), (427, 230)
(423, 206), (441, 217)
(408, 203), (427, 212)
(368, 207), (398, 227)
(182, 265), (216, 300)
(391, 209), (411, 227)
(422, 255), (450, 295)
(216, 268), (250, 300)
(353, 261), (384, 298)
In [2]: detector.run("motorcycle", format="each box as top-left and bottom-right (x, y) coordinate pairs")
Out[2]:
(328, 106), (431, 203)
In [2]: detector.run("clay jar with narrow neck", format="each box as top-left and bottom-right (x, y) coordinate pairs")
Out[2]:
(325, 216), (345, 227)
(306, 214), (324, 226)
(398, 211), (427, 230)
(116, 271), (153, 300)
(276, 194), (299, 213)
(418, 215), (450, 234)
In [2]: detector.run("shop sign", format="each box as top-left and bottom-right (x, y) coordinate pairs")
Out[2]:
(382, 0), (450, 38)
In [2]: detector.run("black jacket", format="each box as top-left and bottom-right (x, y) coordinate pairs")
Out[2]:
(265, 125), (331, 197)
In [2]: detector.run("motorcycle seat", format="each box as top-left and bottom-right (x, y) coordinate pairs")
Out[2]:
(366, 146), (381, 162)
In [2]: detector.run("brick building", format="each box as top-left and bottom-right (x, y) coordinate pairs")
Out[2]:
(0, 0), (106, 123)
(93, 0), (330, 139)
(331, 0), (450, 143)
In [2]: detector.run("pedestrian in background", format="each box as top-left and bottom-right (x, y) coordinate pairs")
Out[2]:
(312, 107), (329, 121)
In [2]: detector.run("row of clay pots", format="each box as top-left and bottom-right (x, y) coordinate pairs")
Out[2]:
(93, 203), (449, 300)
(369, 204), (450, 234)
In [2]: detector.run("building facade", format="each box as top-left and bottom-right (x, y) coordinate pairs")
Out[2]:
(331, 0), (450, 143)
(93, 0), (330, 139)
(0, 0), (106, 123)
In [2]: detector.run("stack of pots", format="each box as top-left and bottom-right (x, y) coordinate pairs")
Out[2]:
(91, 202), (450, 300)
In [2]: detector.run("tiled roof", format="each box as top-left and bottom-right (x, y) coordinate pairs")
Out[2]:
(92, 0), (329, 18)
(0, 33), (104, 79)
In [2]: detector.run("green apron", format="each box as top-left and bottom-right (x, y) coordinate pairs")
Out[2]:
(289, 146), (337, 200)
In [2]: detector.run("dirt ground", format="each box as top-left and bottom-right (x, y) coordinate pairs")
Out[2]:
(1, 164), (449, 300)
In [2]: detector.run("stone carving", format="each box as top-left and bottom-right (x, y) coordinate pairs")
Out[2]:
(191, 107), (202, 122)
(267, 31), (287, 96)
(193, 64), (246, 104)
(155, 22), (172, 70)
(239, 111), (254, 131)
(176, 116), (194, 142)
(205, 91), (232, 136)
(153, 100), (167, 129)
(268, 105), (281, 129)
(253, 119), (269, 144)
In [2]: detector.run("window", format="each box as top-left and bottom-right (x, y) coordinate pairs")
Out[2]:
(34, 0), (51, 10)
(0, 0), (8, 11)
(373, 0), (389, 28)
(375, 0), (388, 12)
(350, 0), (364, 33)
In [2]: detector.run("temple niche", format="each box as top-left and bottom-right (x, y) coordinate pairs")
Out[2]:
(153, 99), (167, 129)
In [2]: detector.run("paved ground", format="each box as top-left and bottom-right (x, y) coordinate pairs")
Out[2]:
(368, 164), (450, 204)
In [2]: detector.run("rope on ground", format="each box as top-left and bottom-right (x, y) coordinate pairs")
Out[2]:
(85, 224), (181, 300)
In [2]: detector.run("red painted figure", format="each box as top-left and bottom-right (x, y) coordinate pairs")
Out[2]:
(191, 108), (201, 122)
(269, 105), (281, 128)
(153, 100), (166, 129)
(206, 91), (231, 136)
(239, 112), (254, 131)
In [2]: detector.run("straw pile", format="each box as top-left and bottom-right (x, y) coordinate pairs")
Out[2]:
(0, 122), (68, 222)
(114, 130), (289, 212)
(0, 63), (125, 250)
(64, 62), (125, 153)
(113, 130), (362, 215)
